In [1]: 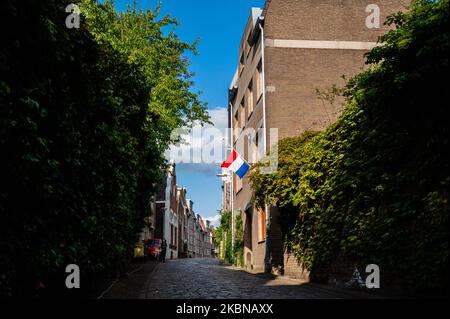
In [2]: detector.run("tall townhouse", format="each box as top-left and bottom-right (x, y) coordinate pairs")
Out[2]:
(155, 162), (179, 260)
(136, 197), (156, 243)
(155, 166), (215, 260)
(226, 0), (410, 277)
(194, 215), (201, 257)
(177, 187), (189, 258)
(198, 216), (210, 258)
(209, 225), (216, 258)
(186, 199), (196, 258)
(204, 220), (212, 258)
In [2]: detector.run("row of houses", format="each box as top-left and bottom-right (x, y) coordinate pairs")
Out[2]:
(138, 162), (215, 260)
(222, 0), (409, 278)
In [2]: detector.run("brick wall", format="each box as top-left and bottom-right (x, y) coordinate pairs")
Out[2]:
(265, 47), (367, 140)
(264, 0), (411, 41)
(283, 253), (310, 281)
(264, 0), (410, 141)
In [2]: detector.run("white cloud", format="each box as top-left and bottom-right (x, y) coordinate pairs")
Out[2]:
(205, 214), (221, 227)
(207, 107), (228, 129)
(166, 106), (230, 173)
(176, 163), (218, 175)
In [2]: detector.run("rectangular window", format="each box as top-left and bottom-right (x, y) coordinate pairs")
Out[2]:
(239, 52), (245, 75)
(258, 126), (265, 160)
(256, 61), (263, 102)
(234, 109), (239, 140)
(252, 131), (259, 164)
(247, 81), (253, 118)
(239, 100), (245, 128)
(175, 227), (177, 248)
(245, 32), (252, 58)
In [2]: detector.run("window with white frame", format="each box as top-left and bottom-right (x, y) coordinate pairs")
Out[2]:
(252, 130), (259, 164)
(258, 126), (264, 160)
(239, 100), (245, 128)
(256, 61), (263, 101)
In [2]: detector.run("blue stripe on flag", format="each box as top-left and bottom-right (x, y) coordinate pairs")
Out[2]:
(235, 162), (250, 179)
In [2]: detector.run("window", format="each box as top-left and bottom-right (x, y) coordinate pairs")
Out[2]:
(245, 31), (252, 58)
(255, 61), (263, 102)
(175, 227), (177, 247)
(251, 130), (259, 164)
(253, 35), (261, 59)
(258, 126), (265, 160)
(234, 109), (239, 140)
(239, 100), (245, 128)
(247, 81), (253, 118)
(239, 52), (245, 75)
(170, 224), (178, 248)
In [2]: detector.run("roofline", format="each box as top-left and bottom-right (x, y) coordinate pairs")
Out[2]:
(262, 0), (271, 17)
(228, 67), (239, 90)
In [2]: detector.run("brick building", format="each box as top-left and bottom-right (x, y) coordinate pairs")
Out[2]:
(226, 0), (410, 277)
(186, 199), (196, 258)
(155, 162), (179, 260)
(177, 187), (189, 258)
(156, 164), (215, 260)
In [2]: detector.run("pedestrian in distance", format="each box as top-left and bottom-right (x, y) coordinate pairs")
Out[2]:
(160, 239), (167, 263)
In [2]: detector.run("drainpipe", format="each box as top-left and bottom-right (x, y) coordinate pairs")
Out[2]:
(229, 101), (235, 252)
(260, 22), (267, 159)
(260, 20), (271, 274)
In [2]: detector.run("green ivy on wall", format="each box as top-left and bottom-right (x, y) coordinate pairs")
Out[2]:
(214, 211), (244, 266)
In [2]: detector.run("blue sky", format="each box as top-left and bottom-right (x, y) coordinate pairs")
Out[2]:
(114, 0), (266, 224)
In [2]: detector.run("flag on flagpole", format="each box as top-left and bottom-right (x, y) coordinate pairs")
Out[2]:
(221, 150), (249, 179)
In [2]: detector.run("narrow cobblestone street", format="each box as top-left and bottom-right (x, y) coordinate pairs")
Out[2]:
(101, 258), (376, 299)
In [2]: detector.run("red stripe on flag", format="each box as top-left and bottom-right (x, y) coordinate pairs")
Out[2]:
(221, 150), (237, 168)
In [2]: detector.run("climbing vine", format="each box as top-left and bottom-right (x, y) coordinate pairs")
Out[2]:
(214, 210), (244, 266)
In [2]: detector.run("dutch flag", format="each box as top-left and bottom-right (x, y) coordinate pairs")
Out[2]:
(221, 150), (250, 179)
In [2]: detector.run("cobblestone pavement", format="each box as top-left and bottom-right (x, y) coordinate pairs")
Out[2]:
(140, 258), (376, 299)
(101, 260), (158, 299)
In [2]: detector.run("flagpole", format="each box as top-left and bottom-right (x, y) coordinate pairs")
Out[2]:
(229, 102), (235, 252)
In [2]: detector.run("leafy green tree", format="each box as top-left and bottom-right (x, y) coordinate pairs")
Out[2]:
(79, 0), (210, 145)
(0, 0), (208, 297)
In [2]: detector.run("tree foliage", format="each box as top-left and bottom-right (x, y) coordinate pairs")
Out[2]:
(249, 0), (449, 293)
(0, 0), (208, 297)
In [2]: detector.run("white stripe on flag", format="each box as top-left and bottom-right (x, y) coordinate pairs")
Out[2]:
(229, 156), (244, 173)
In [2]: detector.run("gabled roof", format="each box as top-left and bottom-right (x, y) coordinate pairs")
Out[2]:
(198, 216), (207, 233)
